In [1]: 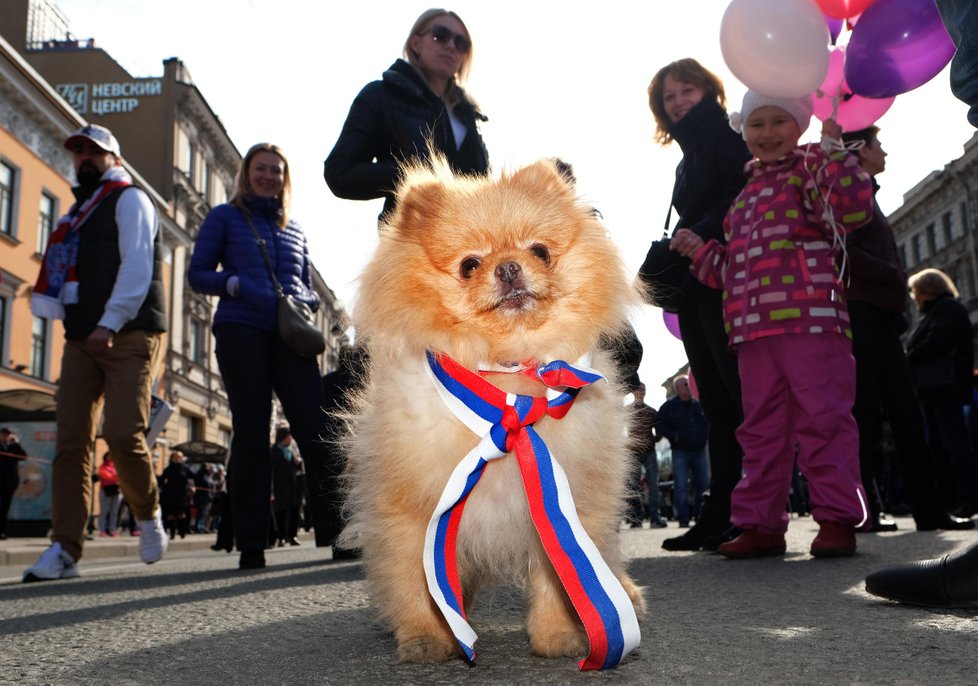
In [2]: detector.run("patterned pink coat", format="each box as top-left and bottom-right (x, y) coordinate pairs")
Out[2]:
(690, 145), (873, 348)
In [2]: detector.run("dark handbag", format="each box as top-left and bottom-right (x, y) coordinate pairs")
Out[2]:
(241, 208), (326, 358)
(637, 207), (690, 313)
(910, 356), (956, 395)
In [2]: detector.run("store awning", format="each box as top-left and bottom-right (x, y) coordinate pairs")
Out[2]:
(169, 440), (228, 464)
(0, 389), (57, 421)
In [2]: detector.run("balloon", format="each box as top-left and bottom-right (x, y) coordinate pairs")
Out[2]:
(720, 0), (831, 99)
(663, 311), (682, 341)
(816, 0), (877, 20)
(845, 0), (955, 99)
(826, 15), (844, 45)
(687, 369), (699, 400)
(813, 48), (895, 130)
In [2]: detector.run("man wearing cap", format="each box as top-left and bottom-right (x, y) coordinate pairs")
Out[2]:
(24, 124), (168, 582)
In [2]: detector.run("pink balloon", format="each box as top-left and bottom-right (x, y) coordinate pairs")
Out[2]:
(814, 47), (895, 130)
(816, 0), (876, 19)
(663, 311), (682, 341)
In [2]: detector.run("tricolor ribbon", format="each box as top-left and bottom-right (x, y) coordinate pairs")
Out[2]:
(423, 351), (641, 670)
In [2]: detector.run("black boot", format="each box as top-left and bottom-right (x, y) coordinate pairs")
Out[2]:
(865, 542), (978, 608)
(239, 550), (266, 570)
(662, 493), (730, 552)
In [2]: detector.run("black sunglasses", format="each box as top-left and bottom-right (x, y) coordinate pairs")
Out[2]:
(427, 24), (470, 53)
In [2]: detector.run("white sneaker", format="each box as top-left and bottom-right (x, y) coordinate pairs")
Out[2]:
(137, 508), (168, 564)
(23, 542), (80, 582)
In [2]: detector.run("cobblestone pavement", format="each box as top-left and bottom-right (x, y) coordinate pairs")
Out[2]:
(1, 517), (976, 685)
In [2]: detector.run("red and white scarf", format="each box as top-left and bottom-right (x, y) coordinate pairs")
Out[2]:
(31, 167), (132, 320)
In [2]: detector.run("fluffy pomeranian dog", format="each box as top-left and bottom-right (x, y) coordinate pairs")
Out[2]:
(340, 157), (645, 667)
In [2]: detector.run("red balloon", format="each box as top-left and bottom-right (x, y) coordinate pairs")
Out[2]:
(816, 0), (877, 19)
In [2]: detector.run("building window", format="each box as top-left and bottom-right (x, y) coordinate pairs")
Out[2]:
(187, 317), (204, 364)
(962, 202), (970, 239)
(898, 243), (908, 269)
(0, 160), (16, 237)
(912, 234), (923, 264)
(202, 161), (212, 202)
(0, 297), (7, 365)
(942, 212), (953, 245)
(182, 412), (203, 443)
(30, 316), (48, 378)
(925, 223), (937, 255)
(218, 427), (231, 450)
(38, 192), (57, 254)
(186, 141), (197, 186)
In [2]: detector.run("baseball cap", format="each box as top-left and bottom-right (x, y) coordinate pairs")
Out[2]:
(64, 124), (121, 157)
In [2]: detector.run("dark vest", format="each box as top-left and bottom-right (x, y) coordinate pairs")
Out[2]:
(63, 186), (167, 340)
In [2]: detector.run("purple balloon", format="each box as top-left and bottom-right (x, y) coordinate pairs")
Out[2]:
(663, 311), (682, 341)
(826, 15), (844, 45)
(845, 0), (955, 98)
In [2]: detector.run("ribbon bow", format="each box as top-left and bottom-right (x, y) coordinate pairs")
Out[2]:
(423, 351), (641, 671)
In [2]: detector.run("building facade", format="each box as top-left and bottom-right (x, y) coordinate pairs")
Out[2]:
(888, 131), (978, 357)
(1, 0), (349, 464)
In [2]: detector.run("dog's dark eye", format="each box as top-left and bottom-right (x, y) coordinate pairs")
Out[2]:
(460, 257), (482, 279)
(529, 243), (551, 264)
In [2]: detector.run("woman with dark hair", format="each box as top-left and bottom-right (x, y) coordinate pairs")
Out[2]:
(645, 58), (751, 551)
(907, 268), (978, 518)
(324, 8), (489, 220)
(188, 143), (342, 570)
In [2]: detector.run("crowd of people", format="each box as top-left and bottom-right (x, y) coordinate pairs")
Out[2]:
(11, 4), (978, 609)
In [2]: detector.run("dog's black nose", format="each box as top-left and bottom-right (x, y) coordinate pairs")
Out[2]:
(495, 261), (521, 284)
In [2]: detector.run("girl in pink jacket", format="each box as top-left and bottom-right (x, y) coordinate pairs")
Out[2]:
(671, 91), (875, 559)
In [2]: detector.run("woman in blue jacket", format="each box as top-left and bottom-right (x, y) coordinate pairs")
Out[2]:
(324, 8), (489, 221)
(188, 143), (341, 570)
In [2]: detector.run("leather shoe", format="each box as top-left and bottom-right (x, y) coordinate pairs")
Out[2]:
(951, 503), (978, 519)
(915, 513), (976, 532)
(332, 545), (361, 561)
(703, 526), (742, 552)
(718, 529), (786, 559)
(810, 521), (856, 557)
(865, 542), (978, 608)
(858, 515), (898, 534)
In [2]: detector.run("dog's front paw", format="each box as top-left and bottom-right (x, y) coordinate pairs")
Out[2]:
(529, 627), (588, 659)
(397, 635), (461, 663)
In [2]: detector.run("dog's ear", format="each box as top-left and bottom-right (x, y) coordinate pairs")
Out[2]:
(508, 159), (575, 198)
(389, 178), (446, 238)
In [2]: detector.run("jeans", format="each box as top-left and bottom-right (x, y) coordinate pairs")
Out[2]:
(670, 448), (709, 524)
(98, 490), (121, 533)
(214, 324), (343, 553)
(640, 451), (661, 521)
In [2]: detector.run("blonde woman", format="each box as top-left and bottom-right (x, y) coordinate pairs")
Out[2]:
(324, 8), (489, 221)
(906, 268), (978, 519)
(188, 144), (342, 569)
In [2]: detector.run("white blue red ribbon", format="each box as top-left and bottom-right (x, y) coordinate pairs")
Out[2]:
(423, 351), (641, 670)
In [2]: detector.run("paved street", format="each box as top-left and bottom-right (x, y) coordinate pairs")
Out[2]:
(1, 518), (976, 685)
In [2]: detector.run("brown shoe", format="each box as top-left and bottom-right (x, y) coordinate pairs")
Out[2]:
(810, 521), (856, 558)
(718, 529), (786, 559)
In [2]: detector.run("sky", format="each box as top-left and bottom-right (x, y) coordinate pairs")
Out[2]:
(49, 0), (977, 404)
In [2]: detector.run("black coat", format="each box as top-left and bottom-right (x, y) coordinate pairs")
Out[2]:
(324, 59), (489, 219)
(271, 445), (303, 511)
(907, 294), (975, 404)
(668, 97), (751, 244)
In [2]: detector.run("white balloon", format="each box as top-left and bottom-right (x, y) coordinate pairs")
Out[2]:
(720, 0), (831, 98)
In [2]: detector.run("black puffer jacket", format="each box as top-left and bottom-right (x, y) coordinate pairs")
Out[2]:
(907, 294), (975, 404)
(324, 59), (489, 219)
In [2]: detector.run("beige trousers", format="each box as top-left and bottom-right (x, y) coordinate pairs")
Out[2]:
(51, 330), (163, 561)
